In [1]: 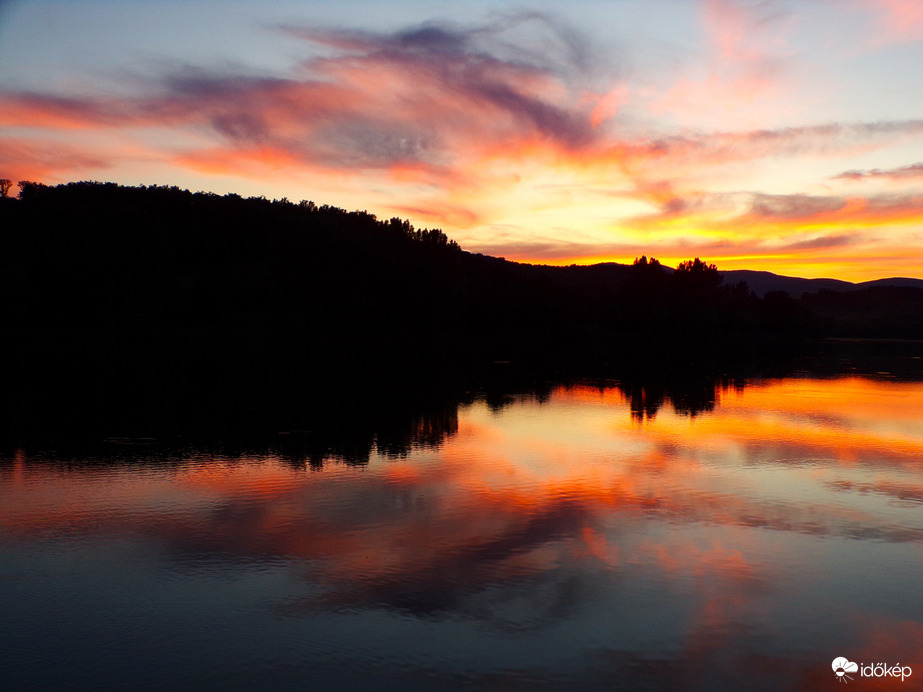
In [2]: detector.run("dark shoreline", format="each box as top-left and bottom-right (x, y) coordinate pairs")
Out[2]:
(5, 331), (921, 456)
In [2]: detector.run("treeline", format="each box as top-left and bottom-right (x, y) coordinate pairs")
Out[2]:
(1, 181), (464, 346)
(2, 180), (922, 354)
(13, 180), (460, 249)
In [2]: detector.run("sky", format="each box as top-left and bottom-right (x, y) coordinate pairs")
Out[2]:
(1, 0), (922, 281)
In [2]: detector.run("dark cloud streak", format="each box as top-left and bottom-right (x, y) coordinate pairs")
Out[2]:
(746, 193), (845, 219)
(834, 162), (923, 181)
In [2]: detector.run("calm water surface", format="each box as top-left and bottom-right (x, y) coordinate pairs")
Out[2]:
(2, 376), (922, 691)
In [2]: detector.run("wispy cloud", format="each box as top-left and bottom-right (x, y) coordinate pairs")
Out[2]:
(858, 0), (923, 45)
(1, 14), (610, 177)
(1, 6), (922, 279)
(623, 189), (923, 233)
(834, 162), (923, 182)
(0, 138), (110, 181)
(634, 121), (923, 172)
(3, 13), (920, 190)
(779, 233), (861, 251)
(645, 0), (795, 127)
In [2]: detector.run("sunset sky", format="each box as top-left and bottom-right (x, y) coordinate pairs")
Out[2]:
(1, 0), (922, 280)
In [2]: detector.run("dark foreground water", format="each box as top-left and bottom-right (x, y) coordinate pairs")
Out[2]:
(2, 376), (922, 691)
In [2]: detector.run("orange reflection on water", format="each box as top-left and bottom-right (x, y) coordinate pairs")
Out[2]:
(2, 376), (922, 653)
(174, 456), (305, 498)
(0, 376), (920, 692)
(631, 377), (923, 467)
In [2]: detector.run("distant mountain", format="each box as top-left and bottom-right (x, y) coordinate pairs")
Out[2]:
(720, 269), (923, 297)
(857, 277), (923, 290)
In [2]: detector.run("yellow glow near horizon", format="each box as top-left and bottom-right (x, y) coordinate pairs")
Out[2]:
(513, 252), (923, 283)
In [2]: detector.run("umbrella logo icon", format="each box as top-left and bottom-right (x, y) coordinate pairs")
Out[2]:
(832, 657), (859, 683)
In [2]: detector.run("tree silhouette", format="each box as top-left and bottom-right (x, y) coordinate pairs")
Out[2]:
(16, 180), (46, 200)
(0, 179), (12, 198)
(674, 257), (721, 290)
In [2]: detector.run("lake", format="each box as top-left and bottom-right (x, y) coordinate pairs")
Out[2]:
(2, 375), (922, 691)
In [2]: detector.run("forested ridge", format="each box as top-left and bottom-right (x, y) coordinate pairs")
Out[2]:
(3, 180), (921, 347)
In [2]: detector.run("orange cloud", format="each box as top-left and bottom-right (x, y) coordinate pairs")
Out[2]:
(0, 94), (121, 129)
(0, 137), (110, 182)
(174, 145), (309, 177)
(2, 14), (922, 280)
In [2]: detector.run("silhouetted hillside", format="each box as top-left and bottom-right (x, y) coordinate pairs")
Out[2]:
(719, 270), (852, 297)
(720, 269), (923, 297)
(3, 181), (922, 356)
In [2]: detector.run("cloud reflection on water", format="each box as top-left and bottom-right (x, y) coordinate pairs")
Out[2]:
(2, 376), (922, 689)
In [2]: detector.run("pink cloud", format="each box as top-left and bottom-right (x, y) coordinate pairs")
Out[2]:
(0, 137), (110, 183)
(645, 0), (794, 127)
(0, 93), (125, 129)
(861, 0), (923, 45)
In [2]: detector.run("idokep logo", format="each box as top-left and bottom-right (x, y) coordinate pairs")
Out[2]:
(833, 658), (859, 683)
(832, 657), (913, 683)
